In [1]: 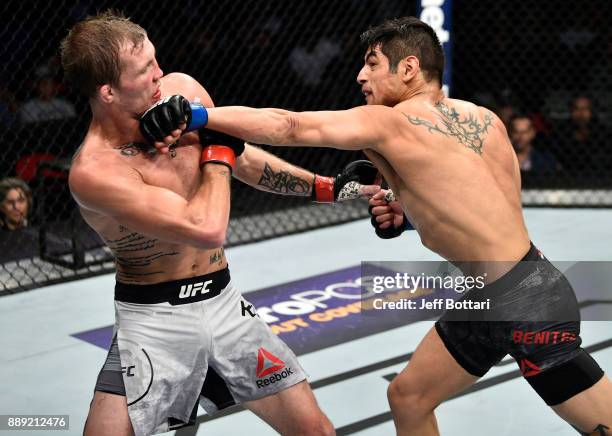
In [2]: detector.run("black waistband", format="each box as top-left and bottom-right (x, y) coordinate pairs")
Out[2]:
(482, 242), (545, 294)
(115, 267), (231, 305)
(521, 242), (543, 262)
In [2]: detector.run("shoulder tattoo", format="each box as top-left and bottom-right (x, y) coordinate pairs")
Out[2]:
(404, 102), (493, 155)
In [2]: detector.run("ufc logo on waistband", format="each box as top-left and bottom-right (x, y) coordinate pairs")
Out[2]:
(179, 280), (213, 299)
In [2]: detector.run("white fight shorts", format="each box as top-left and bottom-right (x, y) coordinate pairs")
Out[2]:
(94, 267), (306, 436)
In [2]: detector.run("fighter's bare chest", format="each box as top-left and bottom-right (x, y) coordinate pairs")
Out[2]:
(115, 141), (202, 197)
(364, 148), (403, 189)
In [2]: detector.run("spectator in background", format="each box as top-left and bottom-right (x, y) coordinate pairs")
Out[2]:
(18, 74), (75, 124)
(0, 85), (18, 127)
(553, 95), (610, 173)
(510, 114), (557, 174)
(0, 177), (32, 231)
(289, 37), (341, 87)
(495, 100), (517, 132)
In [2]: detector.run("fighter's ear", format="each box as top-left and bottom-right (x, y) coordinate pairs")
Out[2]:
(99, 84), (114, 104)
(399, 55), (420, 83)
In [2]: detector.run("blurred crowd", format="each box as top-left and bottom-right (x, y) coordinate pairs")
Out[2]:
(493, 94), (610, 177)
(0, 0), (610, 239)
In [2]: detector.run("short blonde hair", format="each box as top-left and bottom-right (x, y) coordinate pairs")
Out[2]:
(60, 10), (147, 97)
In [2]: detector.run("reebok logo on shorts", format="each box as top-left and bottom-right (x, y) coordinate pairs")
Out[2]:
(255, 348), (293, 388)
(519, 358), (542, 377)
(256, 348), (285, 377)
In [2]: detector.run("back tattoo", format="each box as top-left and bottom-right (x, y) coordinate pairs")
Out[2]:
(404, 102), (493, 155)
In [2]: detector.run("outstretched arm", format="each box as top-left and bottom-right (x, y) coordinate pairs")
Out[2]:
(138, 92), (382, 201)
(234, 143), (381, 201)
(233, 143), (314, 197)
(206, 105), (394, 151)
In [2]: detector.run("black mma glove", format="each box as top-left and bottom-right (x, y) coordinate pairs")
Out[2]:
(369, 207), (411, 239)
(140, 95), (192, 143)
(368, 190), (414, 238)
(312, 160), (379, 203)
(198, 128), (245, 157)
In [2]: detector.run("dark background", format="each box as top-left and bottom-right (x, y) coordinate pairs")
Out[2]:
(0, 0), (610, 292)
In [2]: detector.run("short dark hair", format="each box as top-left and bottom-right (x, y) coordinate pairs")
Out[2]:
(570, 94), (593, 109)
(510, 113), (533, 125)
(60, 10), (147, 97)
(360, 17), (445, 86)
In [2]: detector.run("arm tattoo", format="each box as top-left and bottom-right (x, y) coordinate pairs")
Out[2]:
(257, 162), (310, 195)
(218, 169), (231, 180)
(204, 166), (231, 180)
(404, 102), (493, 155)
(209, 248), (225, 265)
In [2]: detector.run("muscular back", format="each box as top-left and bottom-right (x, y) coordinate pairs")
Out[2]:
(71, 74), (227, 284)
(368, 97), (530, 262)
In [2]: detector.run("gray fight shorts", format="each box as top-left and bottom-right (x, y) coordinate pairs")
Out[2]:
(94, 267), (306, 436)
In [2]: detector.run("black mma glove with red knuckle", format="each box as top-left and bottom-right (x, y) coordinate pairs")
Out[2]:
(198, 128), (245, 172)
(312, 160), (379, 203)
(140, 95), (192, 143)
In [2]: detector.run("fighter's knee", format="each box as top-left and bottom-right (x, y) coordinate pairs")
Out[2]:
(313, 417), (336, 436)
(83, 418), (97, 436)
(321, 418), (336, 436)
(292, 413), (335, 436)
(316, 417), (336, 436)
(83, 392), (133, 436)
(387, 377), (435, 417)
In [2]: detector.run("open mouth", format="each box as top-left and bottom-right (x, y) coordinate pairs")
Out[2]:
(153, 88), (161, 100)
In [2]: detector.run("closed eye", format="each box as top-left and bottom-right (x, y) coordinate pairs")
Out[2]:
(140, 60), (154, 74)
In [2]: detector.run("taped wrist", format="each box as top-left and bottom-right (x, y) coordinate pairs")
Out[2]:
(186, 103), (209, 131)
(200, 145), (236, 171)
(199, 128), (245, 157)
(312, 174), (335, 203)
